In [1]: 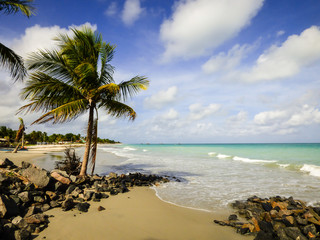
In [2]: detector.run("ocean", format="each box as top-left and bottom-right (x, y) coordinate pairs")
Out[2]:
(40, 143), (320, 212)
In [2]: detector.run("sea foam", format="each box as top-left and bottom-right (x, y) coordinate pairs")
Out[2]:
(300, 164), (320, 177)
(233, 156), (277, 164)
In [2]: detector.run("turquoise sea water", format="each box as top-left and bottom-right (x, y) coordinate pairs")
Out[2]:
(96, 143), (320, 211)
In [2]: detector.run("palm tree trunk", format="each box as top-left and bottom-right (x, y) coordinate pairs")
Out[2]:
(21, 133), (25, 148)
(13, 142), (20, 153)
(79, 104), (94, 176)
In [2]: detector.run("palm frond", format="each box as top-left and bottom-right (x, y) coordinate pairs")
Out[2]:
(118, 76), (149, 101)
(28, 99), (88, 124)
(0, 43), (26, 81)
(100, 99), (136, 121)
(0, 0), (35, 17)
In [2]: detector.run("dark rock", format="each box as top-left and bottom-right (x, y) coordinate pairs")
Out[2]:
(261, 202), (273, 212)
(65, 185), (76, 195)
(97, 206), (105, 211)
(228, 214), (238, 221)
(21, 161), (32, 169)
(61, 198), (74, 211)
(214, 220), (228, 226)
(83, 191), (93, 201)
(296, 216), (308, 225)
(92, 192), (102, 202)
(254, 230), (275, 240)
(284, 227), (307, 240)
(276, 228), (291, 240)
(0, 158), (16, 168)
(258, 221), (274, 233)
(303, 224), (317, 236)
(41, 204), (51, 212)
(0, 194), (19, 218)
(76, 203), (90, 212)
(20, 166), (51, 189)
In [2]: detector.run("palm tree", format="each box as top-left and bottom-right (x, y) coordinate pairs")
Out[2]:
(18, 27), (149, 176)
(0, 0), (35, 81)
(13, 117), (25, 153)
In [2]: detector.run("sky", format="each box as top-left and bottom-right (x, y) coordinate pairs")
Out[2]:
(0, 0), (320, 143)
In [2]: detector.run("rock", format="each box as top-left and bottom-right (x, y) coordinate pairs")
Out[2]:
(25, 206), (37, 218)
(41, 204), (51, 212)
(62, 198), (74, 211)
(97, 206), (105, 211)
(17, 191), (31, 203)
(66, 185), (76, 195)
(284, 227), (307, 240)
(92, 192), (102, 202)
(258, 220), (273, 234)
(51, 171), (71, 185)
(76, 203), (90, 212)
(303, 224), (317, 236)
(45, 191), (57, 200)
(108, 172), (117, 179)
(255, 230), (275, 240)
(228, 214), (238, 221)
(0, 158), (16, 168)
(12, 216), (28, 229)
(83, 191), (93, 201)
(50, 200), (61, 208)
(20, 165), (51, 188)
(261, 202), (272, 212)
(0, 194), (19, 218)
(296, 216), (308, 225)
(24, 213), (48, 224)
(69, 175), (77, 182)
(276, 228), (292, 240)
(33, 195), (45, 203)
(283, 216), (295, 226)
(21, 161), (32, 169)
(14, 228), (31, 240)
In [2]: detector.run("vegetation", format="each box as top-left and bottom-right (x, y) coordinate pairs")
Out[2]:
(0, 125), (120, 145)
(55, 147), (81, 176)
(19, 27), (148, 176)
(0, 0), (35, 81)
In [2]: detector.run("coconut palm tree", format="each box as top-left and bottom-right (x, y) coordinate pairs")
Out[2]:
(13, 117), (25, 153)
(0, 0), (35, 81)
(18, 27), (149, 176)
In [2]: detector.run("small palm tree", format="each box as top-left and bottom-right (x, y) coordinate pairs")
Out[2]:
(13, 117), (25, 153)
(19, 27), (149, 176)
(0, 0), (35, 81)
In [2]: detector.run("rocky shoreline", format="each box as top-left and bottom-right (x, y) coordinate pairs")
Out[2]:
(214, 196), (320, 240)
(0, 158), (169, 240)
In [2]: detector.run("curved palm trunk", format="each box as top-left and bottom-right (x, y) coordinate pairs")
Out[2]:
(79, 104), (95, 176)
(13, 142), (20, 153)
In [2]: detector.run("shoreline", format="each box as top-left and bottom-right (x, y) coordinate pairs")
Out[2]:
(0, 145), (252, 240)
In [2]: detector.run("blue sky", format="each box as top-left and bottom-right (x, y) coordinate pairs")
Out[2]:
(0, 0), (320, 143)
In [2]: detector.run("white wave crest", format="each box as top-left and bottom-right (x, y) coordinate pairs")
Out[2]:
(123, 147), (137, 151)
(233, 156), (277, 164)
(216, 154), (232, 159)
(143, 149), (148, 152)
(208, 152), (217, 156)
(300, 164), (320, 177)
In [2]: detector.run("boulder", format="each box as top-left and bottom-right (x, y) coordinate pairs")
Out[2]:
(24, 213), (48, 224)
(51, 171), (71, 185)
(0, 158), (16, 168)
(14, 228), (31, 240)
(17, 191), (31, 203)
(284, 227), (307, 240)
(12, 216), (28, 229)
(20, 166), (51, 188)
(76, 202), (90, 212)
(62, 198), (74, 211)
(0, 194), (19, 218)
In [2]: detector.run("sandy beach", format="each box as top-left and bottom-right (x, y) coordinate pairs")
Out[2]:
(0, 146), (253, 240)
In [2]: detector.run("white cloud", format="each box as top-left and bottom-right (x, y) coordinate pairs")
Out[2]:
(189, 103), (221, 120)
(104, 2), (117, 17)
(277, 30), (285, 37)
(121, 0), (144, 26)
(286, 105), (320, 126)
(202, 44), (252, 74)
(11, 22), (97, 58)
(228, 111), (248, 123)
(162, 108), (179, 120)
(144, 86), (178, 109)
(254, 110), (287, 125)
(243, 26), (320, 82)
(160, 0), (264, 61)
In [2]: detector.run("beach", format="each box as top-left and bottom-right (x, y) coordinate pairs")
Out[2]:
(0, 145), (252, 240)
